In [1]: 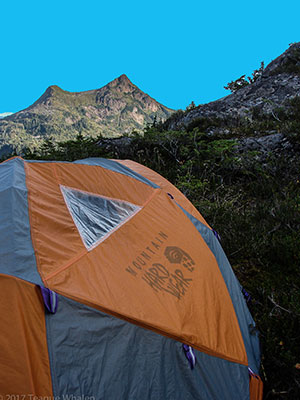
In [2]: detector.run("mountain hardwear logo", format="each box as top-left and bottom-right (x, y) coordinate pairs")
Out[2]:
(126, 234), (195, 300)
(164, 246), (195, 272)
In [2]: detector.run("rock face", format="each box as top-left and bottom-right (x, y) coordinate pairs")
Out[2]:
(165, 43), (300, 133)
(0, 74), (174, 155)
(235, 133), (294, 157)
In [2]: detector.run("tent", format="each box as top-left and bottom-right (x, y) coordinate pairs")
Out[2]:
(0, 156), (263, 399)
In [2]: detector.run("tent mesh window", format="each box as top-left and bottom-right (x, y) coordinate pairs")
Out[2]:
(61, 185), (141, 249)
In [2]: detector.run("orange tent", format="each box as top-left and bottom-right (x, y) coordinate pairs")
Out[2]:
(0, 157), (263, 399)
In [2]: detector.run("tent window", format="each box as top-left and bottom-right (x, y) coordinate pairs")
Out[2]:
(61, 185), (141, 250)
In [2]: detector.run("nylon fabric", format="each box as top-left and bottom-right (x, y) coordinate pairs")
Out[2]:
(0, 274), (53, 397)
(24, 162), (86, 281)
(45, 189), (247, 365)
(0, 157), (262, 399)
(47, 293), (250, 400)
(0, 158), (43, 285)
(74, 157), (159, 188)
(249, 374), (263, 400)
(24, 161), (155, 279)
(178, 205), (261, 374)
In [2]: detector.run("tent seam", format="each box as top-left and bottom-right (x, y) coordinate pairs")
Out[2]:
(24, 161), (47, 286)
(176, 203), (250, 367)
(78, 158), (160, 189)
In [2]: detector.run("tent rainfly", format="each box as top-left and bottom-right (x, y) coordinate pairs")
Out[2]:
(0, 157), (263, 399)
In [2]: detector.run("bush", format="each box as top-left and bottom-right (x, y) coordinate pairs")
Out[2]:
(224, 62), (265, 93)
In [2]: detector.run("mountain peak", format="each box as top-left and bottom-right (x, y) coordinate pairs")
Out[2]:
(0, 74), (174, 155)
(46, 85), (65, 95)
(49, 84), (63, 90)
(28, 85), (65, 108)
(118, 74), (131, 82)
(105, 74), (136, 92)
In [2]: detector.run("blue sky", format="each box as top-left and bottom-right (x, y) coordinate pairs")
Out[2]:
(1, 0), (299, 113)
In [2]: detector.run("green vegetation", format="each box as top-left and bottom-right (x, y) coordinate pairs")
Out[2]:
(11, 123), (299, 398)
(224, 62), (265, 93)
(23, 134), (110, 162)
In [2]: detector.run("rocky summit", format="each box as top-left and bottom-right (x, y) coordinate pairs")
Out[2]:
(0, 74), (174, 156)
(164, 42), (300, 136)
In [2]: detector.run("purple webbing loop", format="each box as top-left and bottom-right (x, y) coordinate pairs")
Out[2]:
(183, 344), (196, 369)
(167, 193), (174, 199)
(39, 286), (58, 314)
(242, 288), (252, 305)
(248, 367), (259, 379)
(212, 229), (221, 242)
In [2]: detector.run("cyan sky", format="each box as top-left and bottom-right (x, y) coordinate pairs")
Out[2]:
(1, 0), (299, 113)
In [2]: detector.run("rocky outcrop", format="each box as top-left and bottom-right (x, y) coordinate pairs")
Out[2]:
(235, 133), (295, 156)
(165, 43), (300, 133)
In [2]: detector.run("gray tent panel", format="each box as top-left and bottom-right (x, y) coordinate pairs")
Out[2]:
(46, 294), (250, 400)
(0, 158), (43, 285)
